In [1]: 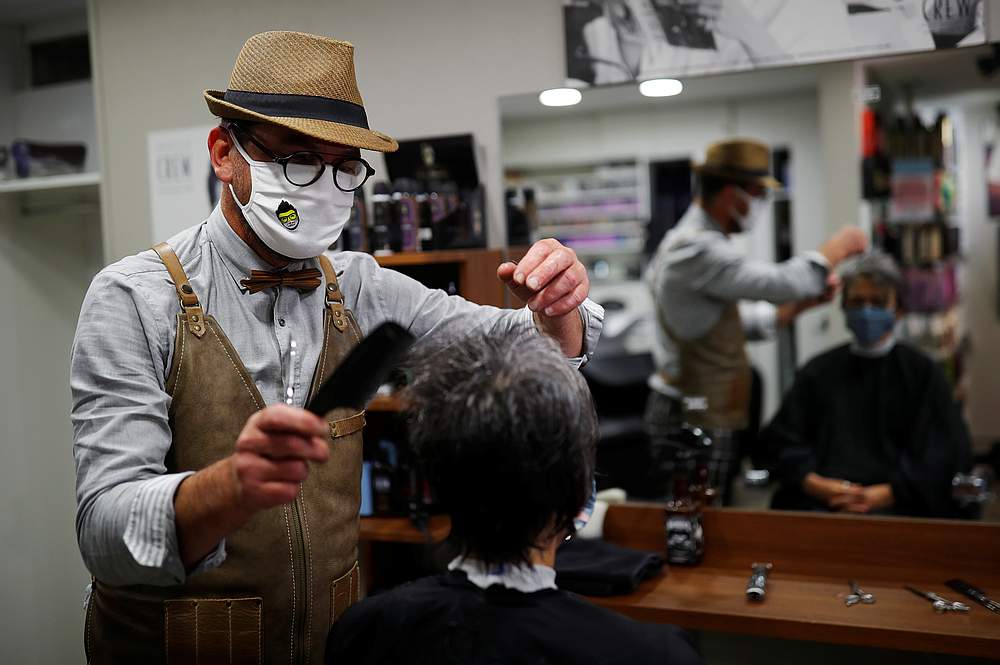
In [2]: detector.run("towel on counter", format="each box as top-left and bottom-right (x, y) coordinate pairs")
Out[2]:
(555, 538), (666, 596)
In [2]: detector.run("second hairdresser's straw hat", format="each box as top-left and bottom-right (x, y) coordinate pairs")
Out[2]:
(693, 138), (781, 190)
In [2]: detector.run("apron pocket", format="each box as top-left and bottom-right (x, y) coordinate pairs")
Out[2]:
(164, 597), (262, 665)
(330, 561), (360, 625)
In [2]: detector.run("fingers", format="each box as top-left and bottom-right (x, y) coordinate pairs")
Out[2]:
(511, 239), (562, 288)
(238, 405), (330, 463)
(540, 281), (589, 318)
(254, 404), (327, 438)
(237, 431), (330, 463)
(524, 246), (576, 292)
(232, 453), (311, 510)
(527, 262), (586, 313)
(502, 240), (589, 313)
(235, 454), (310, 484)
(829, 495), (867, 511)
(254, 481), (302, 506)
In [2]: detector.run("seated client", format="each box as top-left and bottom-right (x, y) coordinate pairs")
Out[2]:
(326, 333), (702, 664)
(763, 252), (972, 518)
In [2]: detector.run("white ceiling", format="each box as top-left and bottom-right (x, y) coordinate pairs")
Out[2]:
(0, 0), (85, 25)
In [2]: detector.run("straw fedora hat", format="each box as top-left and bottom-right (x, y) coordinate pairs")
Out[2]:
(205, 31), (398, 152)
(693, 138), (781, 190)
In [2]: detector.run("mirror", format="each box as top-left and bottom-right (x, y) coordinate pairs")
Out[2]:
(500, 42), (1000, 522)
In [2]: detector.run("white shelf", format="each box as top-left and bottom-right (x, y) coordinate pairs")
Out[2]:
(0, 172), (101, 194)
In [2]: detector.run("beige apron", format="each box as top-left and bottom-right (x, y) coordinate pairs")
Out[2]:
(85, 243), (366, 665)
(659, 302), (751, 431)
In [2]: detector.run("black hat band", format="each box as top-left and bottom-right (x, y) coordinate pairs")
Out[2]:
(223, 89), (369, 129)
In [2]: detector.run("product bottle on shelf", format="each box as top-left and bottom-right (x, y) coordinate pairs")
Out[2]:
(370, 182), (395, 255)
(664, 448), (704, 565)
(392, 178), (421, 252)
(417, 192), (435, 251)
(339, 191), (368, 252)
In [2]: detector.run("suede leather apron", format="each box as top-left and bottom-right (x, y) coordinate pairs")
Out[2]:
(659, 302), (751, 431)
(85, 243), (365, 665)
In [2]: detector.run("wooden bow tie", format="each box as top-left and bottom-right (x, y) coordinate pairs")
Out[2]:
(241, 268), (323, 294)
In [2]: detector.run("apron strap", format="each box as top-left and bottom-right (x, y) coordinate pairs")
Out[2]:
(152, 242), (207, 338)
(317, 254), (348, 333)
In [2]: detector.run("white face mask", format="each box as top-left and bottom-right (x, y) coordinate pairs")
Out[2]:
(228, 129), (355, 260)
(730, 188), (770, 233)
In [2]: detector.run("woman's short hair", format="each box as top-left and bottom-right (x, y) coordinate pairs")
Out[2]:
(839, 251), (903, 305)
(404, 332), (597, 567)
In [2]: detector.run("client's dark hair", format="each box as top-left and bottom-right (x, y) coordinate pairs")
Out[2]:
(405, 333), (597, 568)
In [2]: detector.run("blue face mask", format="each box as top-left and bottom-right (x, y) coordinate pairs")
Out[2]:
(845, 306), (896, 347)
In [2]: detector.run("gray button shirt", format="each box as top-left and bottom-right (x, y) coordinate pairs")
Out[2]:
(645, 204), (828, 394)
(71, 206), (603, 587)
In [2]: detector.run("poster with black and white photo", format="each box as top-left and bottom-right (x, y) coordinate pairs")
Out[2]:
(564, 0), (986, 86)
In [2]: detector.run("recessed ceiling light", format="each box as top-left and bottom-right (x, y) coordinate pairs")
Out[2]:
(539, 88), (582, 107)
(639, 78), (683, 98)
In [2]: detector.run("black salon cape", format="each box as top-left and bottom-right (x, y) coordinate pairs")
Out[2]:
(763, 342), (972, 518)
(325, 570), (702, 665)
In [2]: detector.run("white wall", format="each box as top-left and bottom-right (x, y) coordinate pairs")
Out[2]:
(13, 80), (99, 172)
(952, 96), (1000, 445)
(89, 0), (572, 261)
(0, 11), (102, 665)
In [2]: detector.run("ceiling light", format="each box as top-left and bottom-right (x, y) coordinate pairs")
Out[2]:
(639, 78), (683, 98)
(539, 88), (582, 107)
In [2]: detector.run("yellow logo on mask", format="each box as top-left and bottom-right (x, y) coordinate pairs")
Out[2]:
(276, 200), (299, 230)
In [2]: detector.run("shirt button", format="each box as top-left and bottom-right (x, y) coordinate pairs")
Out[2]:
(278, 318), (286, 327)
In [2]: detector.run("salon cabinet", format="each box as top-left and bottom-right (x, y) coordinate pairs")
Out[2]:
(596, 505), (1000, 660)
(360, 506), (1000, 658)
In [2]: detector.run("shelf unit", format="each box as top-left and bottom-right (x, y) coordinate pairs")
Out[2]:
(0, 171), (100, 194)
(374, 248), (511, 309)
(505, 161), (646, 279)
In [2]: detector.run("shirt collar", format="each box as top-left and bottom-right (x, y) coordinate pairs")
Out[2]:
(691, 203), (726, 235)
(851, 334), (897, 358)
(206, 205), (314, 292)
(448, 556), (557, 593)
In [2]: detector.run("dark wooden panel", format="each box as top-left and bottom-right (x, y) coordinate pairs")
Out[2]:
(359, 515), (450, 545)
(604, 505), (1000, 583)
(600, 504), (1000, 659)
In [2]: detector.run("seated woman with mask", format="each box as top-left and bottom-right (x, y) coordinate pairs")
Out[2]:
(763, 253), (972, 518)
(326, 333), (701, 665)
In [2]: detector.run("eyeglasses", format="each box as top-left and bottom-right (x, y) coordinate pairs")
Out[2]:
(226, 122), (375, 192)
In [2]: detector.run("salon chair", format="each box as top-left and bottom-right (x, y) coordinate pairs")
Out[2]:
(580, 306), (658, 497)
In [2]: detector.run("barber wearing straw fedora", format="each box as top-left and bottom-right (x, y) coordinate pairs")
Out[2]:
(71, 31), (602, 664)
(644, 138), (867, 504)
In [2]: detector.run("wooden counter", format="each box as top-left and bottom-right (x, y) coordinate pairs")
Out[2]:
(596, 504), (1000, 660)
(359, 506), (1000, 658)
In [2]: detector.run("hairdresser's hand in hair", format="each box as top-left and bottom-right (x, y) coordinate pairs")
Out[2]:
(819, 227), (868, 266)
(776, 274), (840, 327)
(498, 238), (588, 356)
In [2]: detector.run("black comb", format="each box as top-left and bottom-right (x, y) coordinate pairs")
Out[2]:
(306, 321), (415, 415)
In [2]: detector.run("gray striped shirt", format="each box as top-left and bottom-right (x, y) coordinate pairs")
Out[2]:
(71, 206), (603, 587)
